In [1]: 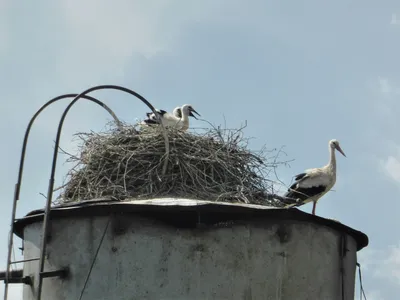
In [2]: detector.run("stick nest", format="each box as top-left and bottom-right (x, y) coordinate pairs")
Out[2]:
(58, 122), (289, 206)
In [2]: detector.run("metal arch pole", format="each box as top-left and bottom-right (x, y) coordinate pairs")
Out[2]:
(3, 94), (122, 300)
(36, 85), (169, 300)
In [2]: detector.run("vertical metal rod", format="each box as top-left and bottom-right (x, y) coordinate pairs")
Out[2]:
(340, 234), (347, 300)
(3, 184), (19, 300)
(36, 85), (166, 300)
(2, 93), (122, 300)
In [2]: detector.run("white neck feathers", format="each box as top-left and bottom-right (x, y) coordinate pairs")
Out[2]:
(328, 145), (336, 171)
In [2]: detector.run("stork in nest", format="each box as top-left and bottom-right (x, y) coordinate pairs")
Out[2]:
(141, 104), (200, 131)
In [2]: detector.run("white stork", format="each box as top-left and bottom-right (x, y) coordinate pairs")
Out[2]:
(172, 106), (199, 120)
(283, 139), (346, 215)
(141, 104), (200, 131)
(146, 106), (197, 120)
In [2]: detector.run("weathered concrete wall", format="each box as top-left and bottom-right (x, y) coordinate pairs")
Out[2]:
(22, 215), (357, 300)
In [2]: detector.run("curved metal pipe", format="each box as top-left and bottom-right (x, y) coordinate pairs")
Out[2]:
(3, 94), (122, 300)
(36, 85), (169, 300)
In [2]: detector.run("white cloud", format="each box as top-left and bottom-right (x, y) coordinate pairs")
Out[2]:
(383, 156), (400, 183)
(375, 77), (400, 182)
(391, 14), (399, 25)
(366, 290), (385, 300)
(380, 244), (400, 284)
(60, 0), (173, 58)
(53, 0), (170, 87)
(378, 77), (392, 94)
(358, 248), (380, 272)
(358, 244), (400, 287)
(356, 245), (400, 299)
(54, 0), (223, 87)
(377, 77), (400, 98)
(381, 147), (400, 184)
(368, 77), (399, 122)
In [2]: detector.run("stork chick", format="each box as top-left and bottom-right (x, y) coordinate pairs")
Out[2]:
(142, 104), (200, 131)
(283, 139), (346, 215)
(173, 106), (199, 120)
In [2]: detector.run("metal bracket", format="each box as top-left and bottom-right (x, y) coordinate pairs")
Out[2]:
(40, 267), (69, 279)
(0, 269), (32, 285)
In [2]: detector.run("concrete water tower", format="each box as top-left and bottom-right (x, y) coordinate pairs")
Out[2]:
(9, 198), (367, 300)
(0, 85), (369, 300)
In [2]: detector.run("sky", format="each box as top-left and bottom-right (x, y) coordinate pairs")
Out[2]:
(1, 0), (400, 299)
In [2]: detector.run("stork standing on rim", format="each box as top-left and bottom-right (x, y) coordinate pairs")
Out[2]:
(283, 139), (346, 215)
(141, 104), (200, 131)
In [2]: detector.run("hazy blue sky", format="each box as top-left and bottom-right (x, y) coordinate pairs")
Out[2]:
(1, 1), (400, 299)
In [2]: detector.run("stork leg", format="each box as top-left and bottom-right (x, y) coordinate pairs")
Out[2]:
(312, 201), (316, 215)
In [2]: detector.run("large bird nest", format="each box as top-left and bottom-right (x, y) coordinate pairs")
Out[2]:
(57, 122), (291, 206)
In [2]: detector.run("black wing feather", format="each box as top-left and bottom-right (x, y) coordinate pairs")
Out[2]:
(294, 172), (307, 181)
(145, 109), (167, 119)
(285, 185), (327, 202)
(283, 171), (326, 205)
(142, 119), (158, 125)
